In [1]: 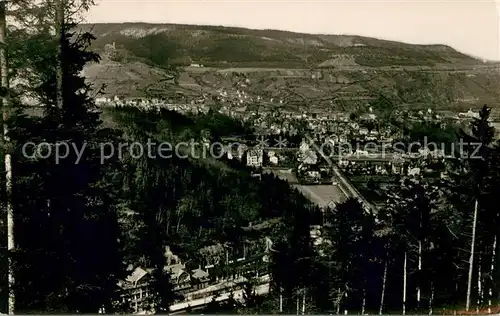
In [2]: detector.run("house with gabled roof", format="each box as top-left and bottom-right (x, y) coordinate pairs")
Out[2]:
(190, 268), (210, 290)
(118, 267), (152, 313)
(165, 263), (191, 292)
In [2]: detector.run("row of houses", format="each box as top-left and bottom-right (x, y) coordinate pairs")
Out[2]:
(118, 220), (329, 313)
(341, 155), (446, 178)
(118, 236), (273, 314)
(118, 246), (212, 313)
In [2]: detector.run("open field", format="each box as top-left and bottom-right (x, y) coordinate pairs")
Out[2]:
(297, 184), (346, 207)
(264, 168), (347, 207)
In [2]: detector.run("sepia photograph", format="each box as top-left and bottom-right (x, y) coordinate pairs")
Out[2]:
(1, 0), (500, 314)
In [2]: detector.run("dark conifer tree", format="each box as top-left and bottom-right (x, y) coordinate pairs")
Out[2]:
(5, 18), (125, 313)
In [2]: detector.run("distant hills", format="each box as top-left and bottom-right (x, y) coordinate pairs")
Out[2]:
(82, 22), (482, 68)
(80, 23), (500, 110)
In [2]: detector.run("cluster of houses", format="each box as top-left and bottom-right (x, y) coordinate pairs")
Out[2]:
(457, 108), (480, 119)
(340, 148), (448, 178)
(118, 246), (210, 313)
(223, 141), (285, 168)
(117, 220), (327, 314)
(225, 144), (294, 169)
(242, 109), (403, 147)
(118, 238), (271, 314)
(98, 92), (485, 191)
(224, 135), (450, 184)
(95, 95), (211, 115)
(213, 88), (256, 105)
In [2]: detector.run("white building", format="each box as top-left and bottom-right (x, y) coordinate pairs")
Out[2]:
(246, 149), (263, 167)
(408, 167), (421, 177)
(458, 109), (480, 119)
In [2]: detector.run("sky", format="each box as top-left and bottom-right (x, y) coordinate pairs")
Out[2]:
(85, 0), (500, 61)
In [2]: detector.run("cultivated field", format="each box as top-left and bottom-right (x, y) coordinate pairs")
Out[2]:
(264, 168), (346, 207)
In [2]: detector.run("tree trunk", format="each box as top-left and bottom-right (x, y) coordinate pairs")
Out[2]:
(0, 2), (13, 314)
(336, 287), (341, 314)
(344, 291), (348, 315)
(55, 0), (64, 109)
(380, 256), (388, 315)
(417, 239), (422, 309)
(165, 211), (171, 235)
(302, 289), (305, 315)
(403, 251), (407, 316)
(488, 236), (496, 314)
(429, 282), (434, 315)
(362, 285), (366, 315)
(466, 198), (479, 311)
(477, 255), (482, 311)
(279, 287), (283, 313)
(296, 290), (299, 315)
(175, 215), (182, 233)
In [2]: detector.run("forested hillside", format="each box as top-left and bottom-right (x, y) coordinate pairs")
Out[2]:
(82, 23), (480, 68)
